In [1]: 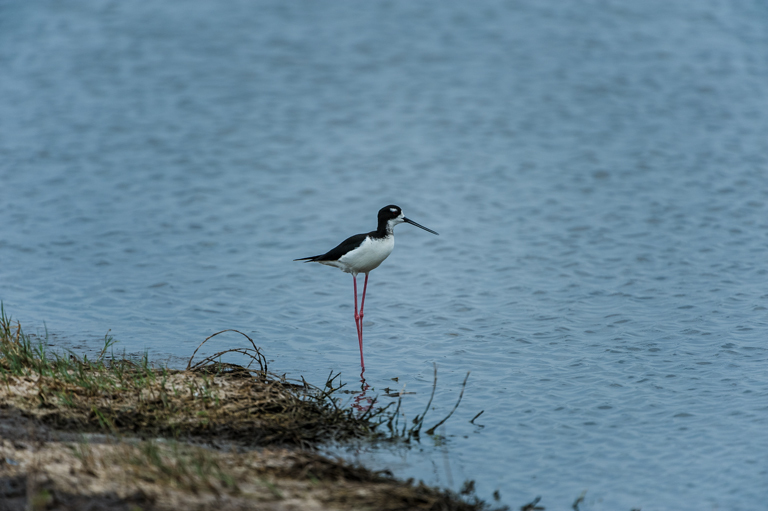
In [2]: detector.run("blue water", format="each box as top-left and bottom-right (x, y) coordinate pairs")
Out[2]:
(1, 1), (767, 509)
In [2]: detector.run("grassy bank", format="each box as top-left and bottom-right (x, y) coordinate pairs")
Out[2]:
(0, 308), (505, 511)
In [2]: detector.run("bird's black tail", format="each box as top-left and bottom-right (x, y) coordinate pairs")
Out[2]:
(293, 256), (321, 262)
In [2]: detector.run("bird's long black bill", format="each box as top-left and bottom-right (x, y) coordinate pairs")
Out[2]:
(404, 217), (439, 235)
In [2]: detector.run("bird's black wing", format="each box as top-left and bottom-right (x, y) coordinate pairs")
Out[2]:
(294, 232), (371, 262)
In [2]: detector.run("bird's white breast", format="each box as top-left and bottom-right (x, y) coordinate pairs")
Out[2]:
(336, 235), (394, 275)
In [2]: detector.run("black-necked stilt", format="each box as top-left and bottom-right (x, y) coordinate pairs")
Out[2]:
(295, 205), (438, 370)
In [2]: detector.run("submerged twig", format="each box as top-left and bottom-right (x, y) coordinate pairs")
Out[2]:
(425, 371), (470, 436)
(521, 496), (544, 511)
(410, 363), (438, 438)
(572, 490), (587, 511)
(470, 410), (484, 424)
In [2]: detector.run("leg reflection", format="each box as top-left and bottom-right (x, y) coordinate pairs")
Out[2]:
(352, 371), (374, 415)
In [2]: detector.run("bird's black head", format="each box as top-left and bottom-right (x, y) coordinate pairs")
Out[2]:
(379, 205), (403, 222)
(377, 205), (439, 235)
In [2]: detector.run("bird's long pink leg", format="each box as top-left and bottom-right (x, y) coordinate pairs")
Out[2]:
(359, 273), (369, 336)
(353, 274), (364, 369)
(357, 273), (369, 370)
(353, 275), (361, 337)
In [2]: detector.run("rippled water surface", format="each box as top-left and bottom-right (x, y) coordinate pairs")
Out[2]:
(2, 1), (767, 509)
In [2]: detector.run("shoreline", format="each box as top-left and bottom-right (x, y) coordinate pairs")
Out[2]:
(1, 311), (505, 511)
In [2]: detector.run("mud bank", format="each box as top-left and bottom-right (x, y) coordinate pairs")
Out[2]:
(0, 312), (504, 511)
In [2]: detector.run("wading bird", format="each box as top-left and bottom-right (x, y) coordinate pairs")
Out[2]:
(294, 205), (438, 370)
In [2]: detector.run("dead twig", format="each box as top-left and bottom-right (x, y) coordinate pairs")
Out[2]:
(186, 329), (267, 374)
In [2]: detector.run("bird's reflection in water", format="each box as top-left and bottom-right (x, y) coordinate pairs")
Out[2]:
(352, 372), (374, 415)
